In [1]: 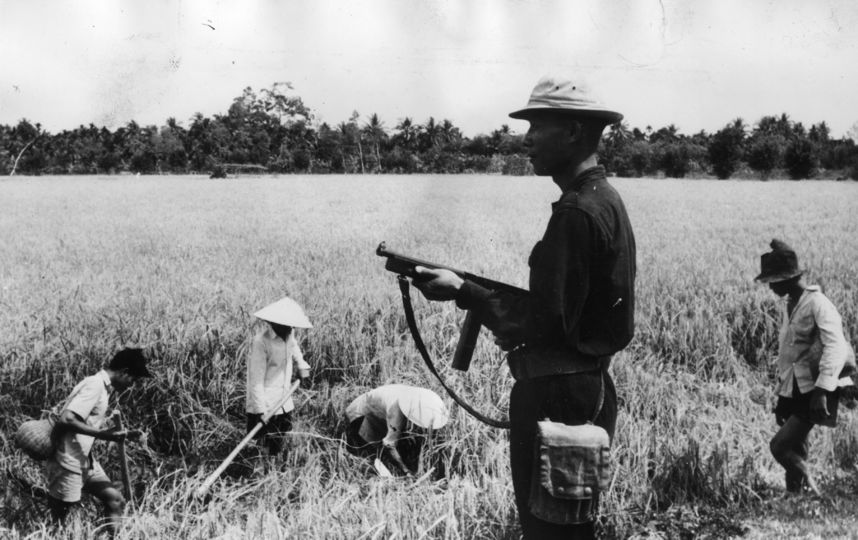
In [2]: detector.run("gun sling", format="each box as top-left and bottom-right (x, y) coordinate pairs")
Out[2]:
(397, 276), (512, 429)
(397, 276), (613, 428)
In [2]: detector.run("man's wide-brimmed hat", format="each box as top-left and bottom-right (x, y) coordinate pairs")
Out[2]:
(509, 75), (623, 124)
(253, 297), (313, 328)
(755, 239), (804, 283)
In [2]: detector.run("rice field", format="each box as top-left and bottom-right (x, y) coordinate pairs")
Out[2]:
(1, 174), (857, 539)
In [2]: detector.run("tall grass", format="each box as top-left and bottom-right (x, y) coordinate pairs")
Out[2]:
(1, 175), (856, 538)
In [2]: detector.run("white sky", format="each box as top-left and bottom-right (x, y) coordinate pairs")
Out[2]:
(1, 0), (856, 137)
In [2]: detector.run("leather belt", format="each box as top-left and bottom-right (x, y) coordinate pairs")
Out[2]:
(507, 347), (610, 381)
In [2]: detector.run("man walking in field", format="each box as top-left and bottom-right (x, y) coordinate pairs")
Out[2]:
(47, 347), (150, 536)
(413, 75), (636, 539)
(755, 239), (855, 496)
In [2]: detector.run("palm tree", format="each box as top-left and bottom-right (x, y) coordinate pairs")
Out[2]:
(349, 111), (365, 174)
(438, 119), (462, 149)
(362, 113), (387, 172)
(419, 117), (441, 151)
(604, 121), (631, 149)
(650, 124), (679, 144)
(394, 117), (417, 151)
(336, 121), (352, 172)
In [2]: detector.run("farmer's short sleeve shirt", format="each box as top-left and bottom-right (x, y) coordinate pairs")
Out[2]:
(54, 370), (113, 473)
(777, 286), (854, 396)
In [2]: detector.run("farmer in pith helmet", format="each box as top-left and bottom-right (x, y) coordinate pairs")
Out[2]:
(755, 239), (855, 495)
(246, 296), (312, 456)
(344, 384), (449, 475)
(412, 75), (635, 539)
(47, 347), (151, 535)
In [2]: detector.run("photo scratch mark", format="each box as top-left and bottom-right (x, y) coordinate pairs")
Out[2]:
(203, 19), (215, 31)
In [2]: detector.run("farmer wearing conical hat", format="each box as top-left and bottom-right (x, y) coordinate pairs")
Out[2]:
(246, 297), (312, 456)
(46, 348), (151, 535)
(345, 384), (449, 475)
(755, 239), (855, 496)
(412, 75), (635, 538)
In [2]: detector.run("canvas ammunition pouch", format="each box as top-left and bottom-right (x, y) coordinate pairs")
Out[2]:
(528, 372), (610, 524)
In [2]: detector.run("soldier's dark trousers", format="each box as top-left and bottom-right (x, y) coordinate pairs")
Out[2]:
(509, 369), (617, 540)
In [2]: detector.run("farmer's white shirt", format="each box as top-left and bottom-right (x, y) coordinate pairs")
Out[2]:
(246, 326), (310, 414)
(345, 385), (439, 448)
(54, 370), (113, 473)
(777, 286), (854, 397)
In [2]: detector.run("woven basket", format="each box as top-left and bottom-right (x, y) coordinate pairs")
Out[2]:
(14, 418), (57, 461)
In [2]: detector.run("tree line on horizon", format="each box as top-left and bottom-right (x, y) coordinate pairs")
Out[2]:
(2, 83), (857, 180)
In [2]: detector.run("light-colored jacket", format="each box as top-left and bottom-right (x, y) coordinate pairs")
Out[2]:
(245, 326), (310, 414)
(777, 285), (854, 397)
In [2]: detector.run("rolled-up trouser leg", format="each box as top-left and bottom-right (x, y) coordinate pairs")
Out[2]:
(509, 369), (617, 540)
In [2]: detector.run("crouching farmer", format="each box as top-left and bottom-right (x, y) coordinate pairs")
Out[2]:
(345, 384), (449, 475)
(47, 348), (150, 535)
(755, 239), (856, 495)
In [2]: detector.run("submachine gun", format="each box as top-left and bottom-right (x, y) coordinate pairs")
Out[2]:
(377, 242), (527, 428)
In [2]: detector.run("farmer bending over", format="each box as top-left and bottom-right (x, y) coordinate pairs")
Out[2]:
(755, 239), (855, 495)
(345, 384), (449, 475)
(47, 347), (150, 535)
(246, 296), (312, 456)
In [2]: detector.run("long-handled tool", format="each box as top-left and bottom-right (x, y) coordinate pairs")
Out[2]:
(112, 410), (132, 508)
(195, 379), (300, 498)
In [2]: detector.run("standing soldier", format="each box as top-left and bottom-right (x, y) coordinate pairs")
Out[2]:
(246, 296), (312, 456)
(47, 347), (150, 536)
(413, 75), (636, 539)
(755, 239), (855, 495)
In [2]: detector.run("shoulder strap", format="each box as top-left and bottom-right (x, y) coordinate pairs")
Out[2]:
(397, 277), (511, 429)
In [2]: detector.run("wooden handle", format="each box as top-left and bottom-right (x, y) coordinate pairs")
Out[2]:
(194, 379), (300, 498)
(113, 411), (132, 506)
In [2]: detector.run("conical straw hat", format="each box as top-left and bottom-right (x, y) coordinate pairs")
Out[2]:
(398, 388), (449, 430)
(253, 297), (313, 328)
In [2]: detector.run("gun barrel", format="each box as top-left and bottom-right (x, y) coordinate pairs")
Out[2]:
(377, 242), (467, 278)
(377, 242), (527, 295)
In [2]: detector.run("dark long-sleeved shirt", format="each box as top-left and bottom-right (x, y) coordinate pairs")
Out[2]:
(456, 166), (636, 358)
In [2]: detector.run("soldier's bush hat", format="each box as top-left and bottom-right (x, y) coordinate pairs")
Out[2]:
(509, 75), (623, 123)
(254, 296), (313, 328)
(755, 239), (804, 283)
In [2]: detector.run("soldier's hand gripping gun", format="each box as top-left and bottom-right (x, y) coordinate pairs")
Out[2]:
(377, 242), (526, 371)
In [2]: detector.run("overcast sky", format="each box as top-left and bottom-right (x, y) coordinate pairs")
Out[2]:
(1, 0), (856, 138)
